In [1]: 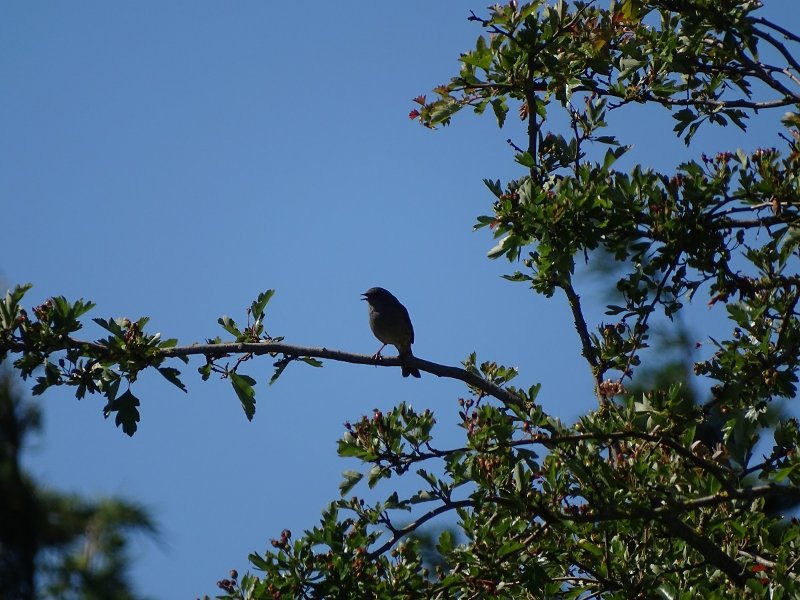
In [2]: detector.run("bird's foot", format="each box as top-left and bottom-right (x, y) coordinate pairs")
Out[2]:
(371, 344), (387, 363)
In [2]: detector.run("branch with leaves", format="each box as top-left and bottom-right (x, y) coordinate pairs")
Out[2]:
(0, 285), (526, 436)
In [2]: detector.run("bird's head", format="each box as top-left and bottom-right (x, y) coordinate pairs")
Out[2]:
(361, 287), (397, 307)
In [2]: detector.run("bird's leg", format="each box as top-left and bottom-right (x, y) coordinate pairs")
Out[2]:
(372, 343), (387, 361)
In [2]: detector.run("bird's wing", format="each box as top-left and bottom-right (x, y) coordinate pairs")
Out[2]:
(401, 304), (415, 345)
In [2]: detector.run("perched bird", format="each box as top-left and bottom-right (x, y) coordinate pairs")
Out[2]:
(361, 287), (421, 378)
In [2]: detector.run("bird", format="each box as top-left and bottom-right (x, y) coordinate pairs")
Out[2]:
(361, 287), (421, 378)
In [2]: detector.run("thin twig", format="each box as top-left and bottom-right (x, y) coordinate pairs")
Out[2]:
(737, 549), (800, 581)
(617, 262), (677, 385)
(751, 24), (800, 75)
(754, 16), (800, 45)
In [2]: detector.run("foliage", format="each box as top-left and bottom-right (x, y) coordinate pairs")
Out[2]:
(0, 371), (158, 600)
(4, 0), (800, 597)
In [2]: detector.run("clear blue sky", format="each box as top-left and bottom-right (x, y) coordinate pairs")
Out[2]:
(2, 2), (798, 598)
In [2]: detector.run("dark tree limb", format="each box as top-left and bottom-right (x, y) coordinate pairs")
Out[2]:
(5, 339), (524, 407)
(561, 283), (604, 399)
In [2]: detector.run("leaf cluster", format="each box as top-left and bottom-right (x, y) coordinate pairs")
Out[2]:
(0, 286), (320, 435)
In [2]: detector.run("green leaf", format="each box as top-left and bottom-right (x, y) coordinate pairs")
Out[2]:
(384, 491), (403, 509)
(250, 289), (275, 320)
(337, 436), (375, 460)
(488, 235), (513, 259)
(248, 552), (270, 571)
(656, 583), (678, 599)
(1, 283), (32, 328)
(474, 215), (497, 231)
(339, 470), (363, 496)
(515, 152), (536, 168)
(409, 490), (435, 503)
(482, 178), (503, 197)
(72, 298), (97, 319)
(775, 464), (798, 483)
(460, 35), (493, 70)
(367, 465), (385, 488)
(32, 360), (61, 395)
(490, 98), (508, 128)
(301, 357), (323, 368)
(672, 108), (702, 144)
(437, 529), (454, 555)
(603, 145), (629, 170)
(218, 315), (242, 338)
(198, 363), (212, 381)
(428, 99), (462, 125)
(230, 372), (257, 421)
(105, 389), (141, 436)
(594, 135), (618, 145)
(497, 540), (525, 558)
(528, 383), (541, 404)
(735, 148), (748, 167)
(270, 357), (291, 385)
(157, 367), (187, 392)
(672, 108), (695, 125)
(781, 111), (800, 128)
(93, 317), (124, 337)
(501, 271), (533, 283)
(513, 460), (524, 492)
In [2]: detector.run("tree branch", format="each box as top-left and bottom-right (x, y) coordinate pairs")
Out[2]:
(366, 498), (473, 560)
(541, 483), (800, 524)
(752, 23), (800, 75)
(5, 339), (524, 407)
(449, 81), (797, 111)
(391, 429), (738, 493)
(561, 283), (604, 398)
(659, 514), (746, 586)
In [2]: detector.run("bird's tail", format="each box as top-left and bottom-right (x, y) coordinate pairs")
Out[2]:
(400, 351), (421, 378)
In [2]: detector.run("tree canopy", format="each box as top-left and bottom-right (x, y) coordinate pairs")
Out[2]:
(0, 372), (157, 599)
(3, 0), (800, 597)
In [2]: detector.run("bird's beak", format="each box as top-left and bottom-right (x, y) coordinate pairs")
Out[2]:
(360, 293), (368, 301)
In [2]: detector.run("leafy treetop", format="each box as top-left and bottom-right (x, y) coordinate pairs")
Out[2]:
(3, 1), (800, 597)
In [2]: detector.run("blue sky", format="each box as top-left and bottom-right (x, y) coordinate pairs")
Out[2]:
(2, 2), (798, 598)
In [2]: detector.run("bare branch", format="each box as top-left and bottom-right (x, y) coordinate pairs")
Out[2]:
(561, 283), (604, 397)
(753, 16), (800, 45)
